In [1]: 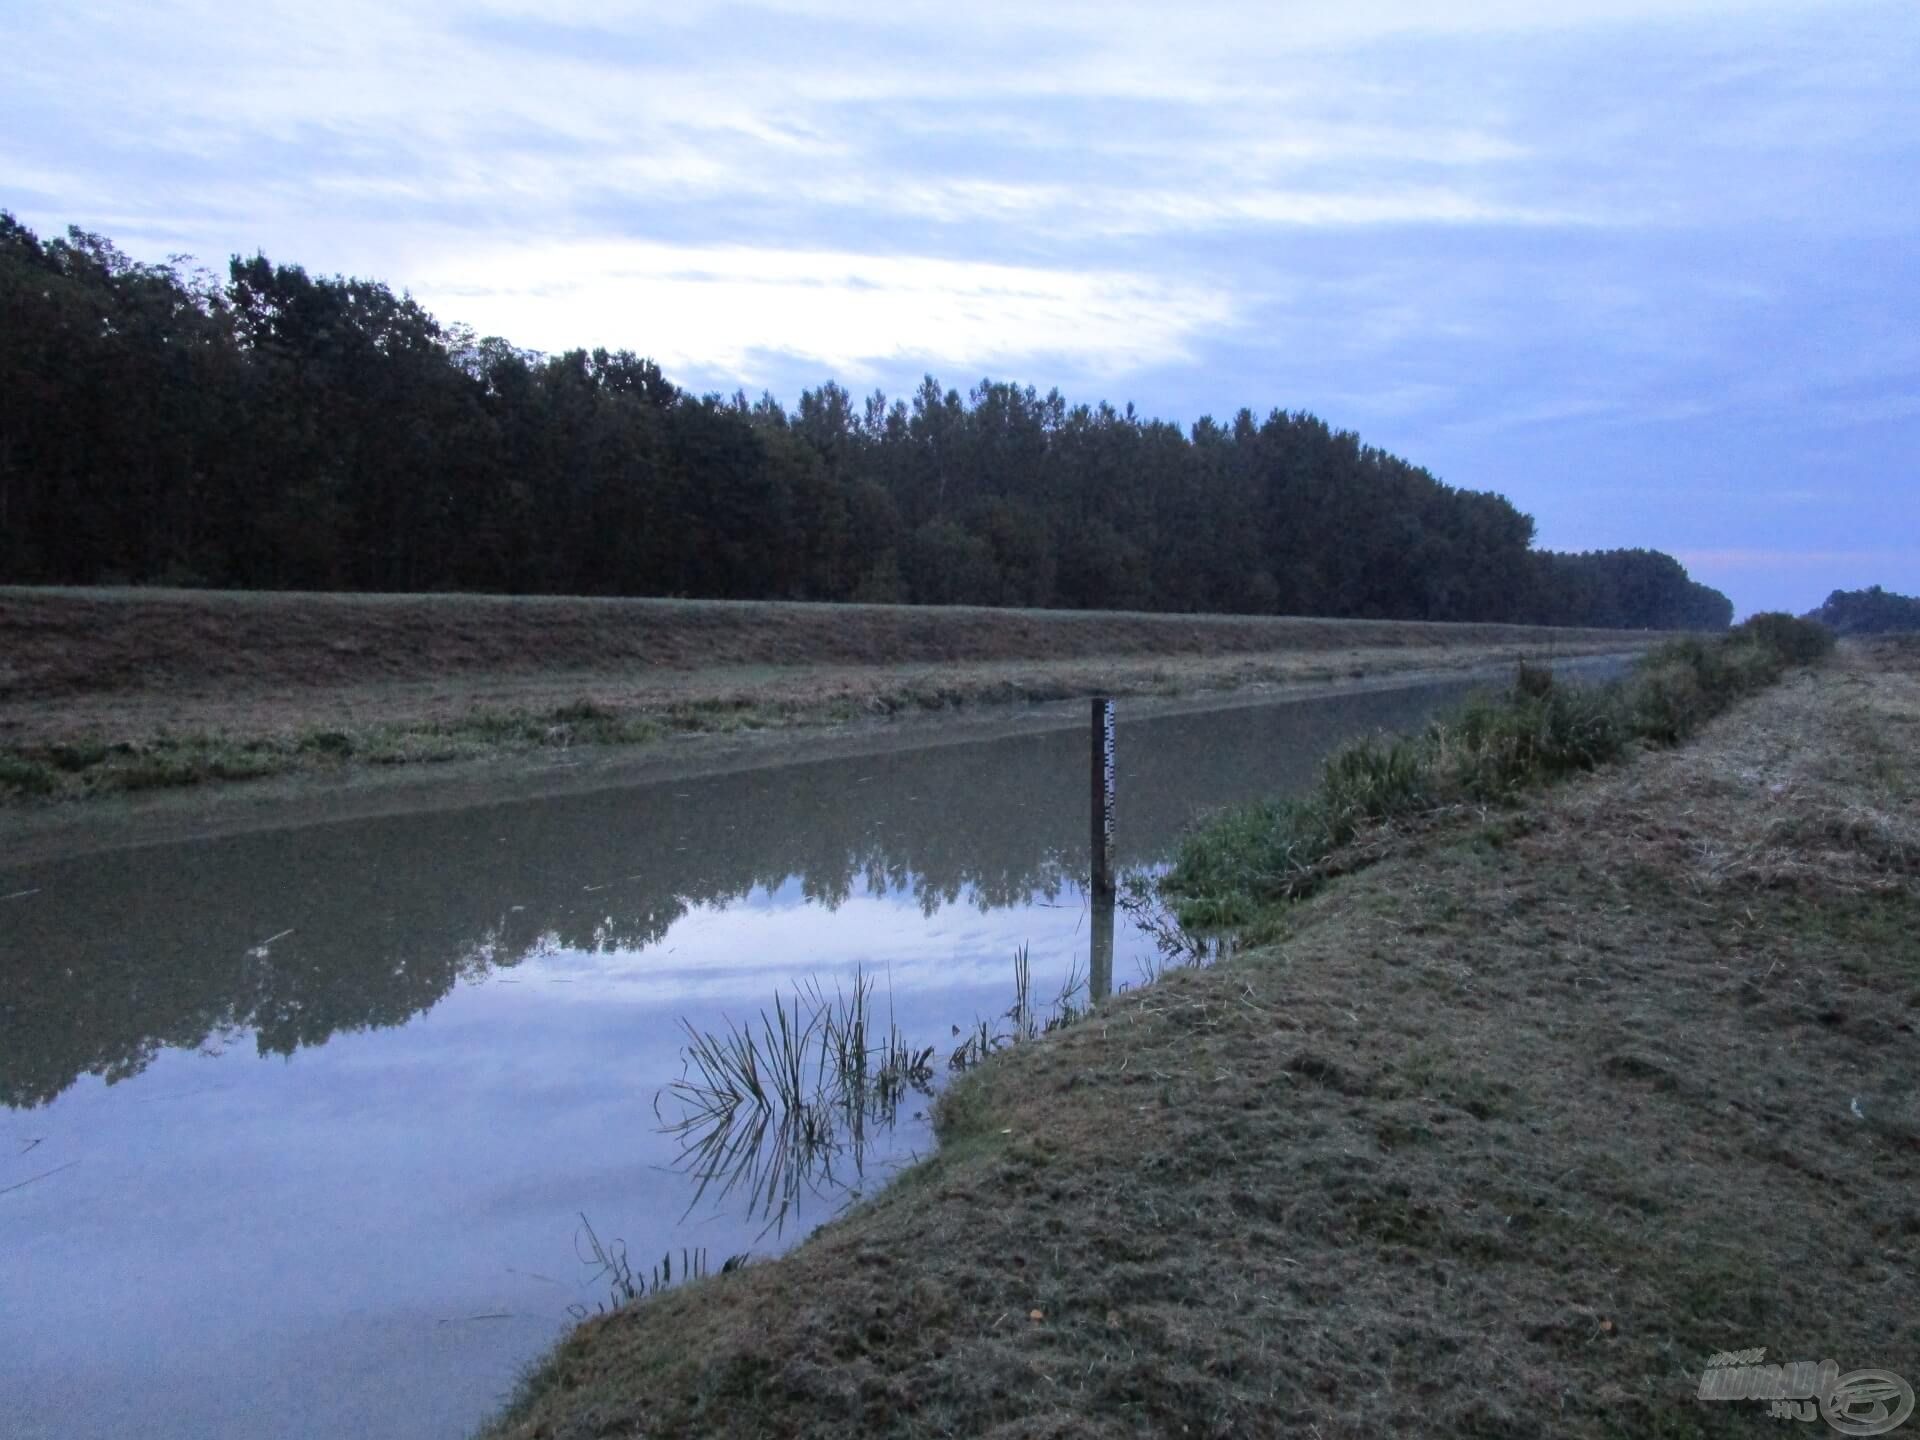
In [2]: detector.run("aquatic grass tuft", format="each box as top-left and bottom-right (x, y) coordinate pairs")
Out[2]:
(1119, 874), (1220, 974)
(808, 969), (877, 1098)
(949, 1016), (997, 1073)
(1042, 955), (1089, 1034)
(1009, 943), (1034, 1040)
(951, 943), (1096, 1069)
(875, 1027), (936, 1100)
(570, 1213), (749, 1317)
(664, 946), (1087, 1224)
(660, 963), (940, 1231)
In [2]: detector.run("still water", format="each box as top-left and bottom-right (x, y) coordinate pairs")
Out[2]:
(0, 662), (1622, 1439)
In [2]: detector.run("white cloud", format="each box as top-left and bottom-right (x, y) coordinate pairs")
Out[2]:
(474, 0), (1858, 61)
(416, 240), (1236, 379)
(797, 176), (1598, 239)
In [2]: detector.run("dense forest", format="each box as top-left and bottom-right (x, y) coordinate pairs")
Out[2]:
(0, 215), (1732, 629)
(1807, 586), (1920, 635)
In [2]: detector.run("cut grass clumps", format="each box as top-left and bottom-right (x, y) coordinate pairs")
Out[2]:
(1165, 615), (1835, 928)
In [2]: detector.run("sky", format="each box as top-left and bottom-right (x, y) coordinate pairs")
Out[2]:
(4, 0), (1916, 616)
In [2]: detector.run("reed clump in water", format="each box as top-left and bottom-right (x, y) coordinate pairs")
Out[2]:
(659, 963), (943, 1230)
(662, 947), (1096, 1225)
(569, 1213), (749, 1318)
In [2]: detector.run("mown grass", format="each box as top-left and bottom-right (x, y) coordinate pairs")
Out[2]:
(1163, 614), (1835, 929)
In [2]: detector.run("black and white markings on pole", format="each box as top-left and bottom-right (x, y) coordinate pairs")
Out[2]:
(1091, 696), (1116, 896)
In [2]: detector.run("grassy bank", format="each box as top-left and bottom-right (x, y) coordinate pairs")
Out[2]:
(0, 588), (1652, 699)
(0, 694), (791, 800)
(482, 626), (1917, 1439)
(1163, 613), (1837, 930)
(0, 587), (1646, 804)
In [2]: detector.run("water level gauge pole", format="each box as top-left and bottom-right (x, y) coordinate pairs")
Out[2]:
(1091, 696), (1116, 897)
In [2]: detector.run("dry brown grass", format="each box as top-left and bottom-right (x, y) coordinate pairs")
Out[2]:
(483, 644), (1918, 1440)
(0, 588), (1645, 805)
(1559, 651), (1918, 899)
(0, 587), (1642, 702)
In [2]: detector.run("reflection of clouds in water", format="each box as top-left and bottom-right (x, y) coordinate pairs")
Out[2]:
(0, 677), (1524, 1110)
(480, 875), (1120, 1025)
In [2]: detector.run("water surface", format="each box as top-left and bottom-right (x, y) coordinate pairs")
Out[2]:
(0, 662), (1622, 1438)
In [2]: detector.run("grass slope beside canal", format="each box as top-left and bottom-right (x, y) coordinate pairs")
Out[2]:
(487, 627), (1919, 1440)
(0, 586), (1643, 804)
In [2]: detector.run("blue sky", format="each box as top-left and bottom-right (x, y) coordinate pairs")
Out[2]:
(4, 0), (1915, 615)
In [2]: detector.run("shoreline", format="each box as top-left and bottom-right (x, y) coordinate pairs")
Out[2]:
(0, 643), (1642, 866)
(480, 637), (1919, 1439)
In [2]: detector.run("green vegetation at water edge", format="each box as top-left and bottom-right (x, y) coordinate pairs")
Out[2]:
(1162, 613), (1836, 929)
(0, 699), (797, 801)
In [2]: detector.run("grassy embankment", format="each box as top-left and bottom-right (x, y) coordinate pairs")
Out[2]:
(483, 619), (1918, 1440)
(0, 587), (1642, 802)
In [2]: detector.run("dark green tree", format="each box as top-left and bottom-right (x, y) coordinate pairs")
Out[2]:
(0, 212), (1734, 631)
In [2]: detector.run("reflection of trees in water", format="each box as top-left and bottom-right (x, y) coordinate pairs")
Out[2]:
(1, 683), (1467, 1108)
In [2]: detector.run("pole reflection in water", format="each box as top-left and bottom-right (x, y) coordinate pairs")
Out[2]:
(1089, 889), (1116, 1003)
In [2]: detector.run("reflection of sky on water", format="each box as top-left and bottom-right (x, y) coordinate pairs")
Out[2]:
(529, 874), (1129, 1006)
(0, 661), (1628, 1440)
(3, 870), (1142, 1440)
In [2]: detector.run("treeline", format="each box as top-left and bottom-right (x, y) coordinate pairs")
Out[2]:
(0, 215), (1731, 628)
(1807, 586), (1920, 635)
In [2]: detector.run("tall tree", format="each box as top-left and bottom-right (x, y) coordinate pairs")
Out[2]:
(0, 212), (1734, 631)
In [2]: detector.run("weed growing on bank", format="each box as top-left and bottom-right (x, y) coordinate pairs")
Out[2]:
(1163, 613), (1835, 928)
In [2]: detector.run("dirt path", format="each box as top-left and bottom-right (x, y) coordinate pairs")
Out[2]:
(483, 643), (1919, 1439)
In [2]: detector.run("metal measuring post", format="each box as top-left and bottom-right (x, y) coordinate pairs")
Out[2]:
(1090, 696), (1115, 897)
